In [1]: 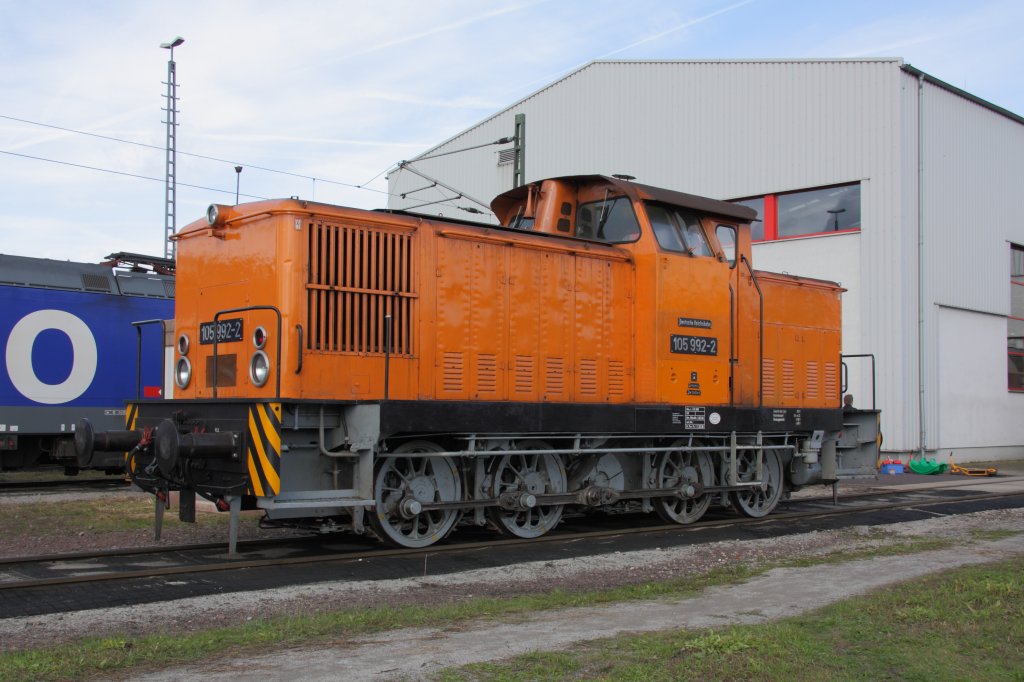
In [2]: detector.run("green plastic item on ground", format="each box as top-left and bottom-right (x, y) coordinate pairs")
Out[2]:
(908, 457), (948, 475)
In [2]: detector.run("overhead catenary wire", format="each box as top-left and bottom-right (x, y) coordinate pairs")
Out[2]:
(0, 148), (270, 200)
(0, 111), (496, 217)
(0, 112), (391, 195)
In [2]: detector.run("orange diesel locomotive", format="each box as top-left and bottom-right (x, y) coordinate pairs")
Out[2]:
(77, 175), (878, 549)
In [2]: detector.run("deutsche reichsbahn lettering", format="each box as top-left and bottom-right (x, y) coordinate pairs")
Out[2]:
(677, 317), (712, 329)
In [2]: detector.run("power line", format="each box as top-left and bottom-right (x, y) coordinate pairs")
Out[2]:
(0, 112), (496, 218)
(0, 112), (391, 195)
(0, 148), (269, 200)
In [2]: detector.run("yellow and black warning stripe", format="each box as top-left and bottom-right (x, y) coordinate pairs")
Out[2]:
(246, 402), (282, 497)
(124, 403), (139, 468)
(125, 403), (139, 430)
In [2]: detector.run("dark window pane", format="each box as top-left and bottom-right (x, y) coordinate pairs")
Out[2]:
(576, 197), (639, 243)
(732, 197), (764, 241)
(777, 184), (860, 238)
(1009, 353), (1024, 391)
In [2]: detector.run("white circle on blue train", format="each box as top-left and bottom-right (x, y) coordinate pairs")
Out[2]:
(5, 309), (97, 404)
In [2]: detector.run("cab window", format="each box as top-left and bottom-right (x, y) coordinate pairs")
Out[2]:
(716, 224), (737, 267)
(646, 204), (712, 256)
(576, 197), (640, 243)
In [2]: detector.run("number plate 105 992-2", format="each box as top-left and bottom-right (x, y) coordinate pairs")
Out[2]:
(200, 318), (244, 344)
(670, 334), (718, 356)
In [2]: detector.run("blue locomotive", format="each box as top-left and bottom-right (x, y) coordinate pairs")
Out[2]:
(0, 253), (174, 473)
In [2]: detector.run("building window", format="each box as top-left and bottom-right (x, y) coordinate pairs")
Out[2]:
(1009, 244), (1024, 391)
(731, 183), (861, 242)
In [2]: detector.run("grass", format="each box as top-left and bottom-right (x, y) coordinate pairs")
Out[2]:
(437, 557), (1024, 681)
(0, 495), (244, 538)
(0, 533), (1007, 681)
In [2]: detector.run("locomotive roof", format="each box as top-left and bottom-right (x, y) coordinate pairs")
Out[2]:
(491, 175), (758, 223)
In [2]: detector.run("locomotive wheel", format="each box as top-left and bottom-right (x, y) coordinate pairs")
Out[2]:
(367, 441), (461, 548)
(730, 449), (784, 518)
(653, 444), (713, 525)
(487, 442), (567, 539)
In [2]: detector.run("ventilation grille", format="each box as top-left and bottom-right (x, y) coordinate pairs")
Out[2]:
(514, 355), (534, 395)
(782, 359), (796, 400)
(477, 354), (498, 395)
(81, 274), (112, 292)
(579, 358), (598, 396)
(825, 362), (838, 402)
(762, 358), (776, 401)
(443, 352), (464, 393)
(805, 361), (819, 401)
(608, 360), (626, 397)
(545, 357), (565, 396)
(497, 148), (516, 166)
(306, 221), (415, 354)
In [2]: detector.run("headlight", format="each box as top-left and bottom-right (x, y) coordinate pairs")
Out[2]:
(249, 351), (270, 387)
(174, 357), (192, 389)
(253, 326), (267, 350)
(177, 333), (190, 356)
(206, 204), (220, 225)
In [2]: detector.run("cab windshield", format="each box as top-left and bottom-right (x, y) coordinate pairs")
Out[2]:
(576, 196), (640, 243)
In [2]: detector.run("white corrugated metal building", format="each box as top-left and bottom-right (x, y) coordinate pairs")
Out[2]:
(388, 58), (1024, 462)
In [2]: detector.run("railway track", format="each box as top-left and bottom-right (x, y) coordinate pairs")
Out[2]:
(0, 476), (128, 493)
(1, 478), (1022, 619)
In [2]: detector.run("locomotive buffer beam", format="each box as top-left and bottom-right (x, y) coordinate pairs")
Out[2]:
(153, 420), (239, 476)
(74, 419), (142, 468)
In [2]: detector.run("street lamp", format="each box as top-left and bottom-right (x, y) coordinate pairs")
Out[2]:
(160, 36), (184, 260)
(827, 208), (847, 231)
(235, 166), (243, 204)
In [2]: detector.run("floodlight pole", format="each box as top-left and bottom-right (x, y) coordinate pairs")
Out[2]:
(161, 36), (184, 260)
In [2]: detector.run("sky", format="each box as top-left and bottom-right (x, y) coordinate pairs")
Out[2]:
(1, 0), (1022, 264)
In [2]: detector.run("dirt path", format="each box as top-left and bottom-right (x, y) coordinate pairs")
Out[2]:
(131, 532), (1024, 681)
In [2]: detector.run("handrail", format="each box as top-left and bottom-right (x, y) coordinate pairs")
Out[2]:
(131, 319), (168, 400)
(212, 306), (283, 399)
(740, 255), (764, 407)
(841, 353), (877, 411)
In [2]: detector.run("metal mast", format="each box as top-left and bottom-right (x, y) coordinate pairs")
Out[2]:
(160, 37), (184, 260)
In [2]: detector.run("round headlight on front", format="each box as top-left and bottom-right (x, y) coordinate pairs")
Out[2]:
(253, 326), (267, 350)
(206, 204), (220, 225)
(249, 350), (270, 387)
(174, 357), (192, 389)
(177, 333), (190, 356)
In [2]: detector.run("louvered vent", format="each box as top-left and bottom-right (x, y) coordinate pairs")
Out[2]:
(782, 359), (796, 400)
(81, 274), (112, 292)
(805, 361), (820, 401)
(477, 354), (498, 395)
(579, 358), (598, 396)
(608, 360), (626, 397)
(443, 352), (464, 393)
(545, 357), (565, 396)
(762, 358), (776, 401)
(496, 148), (516, 166)
(824, 362), (838, 402)
(306, 221), (415, 354)
(514, 355), (534, 395)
